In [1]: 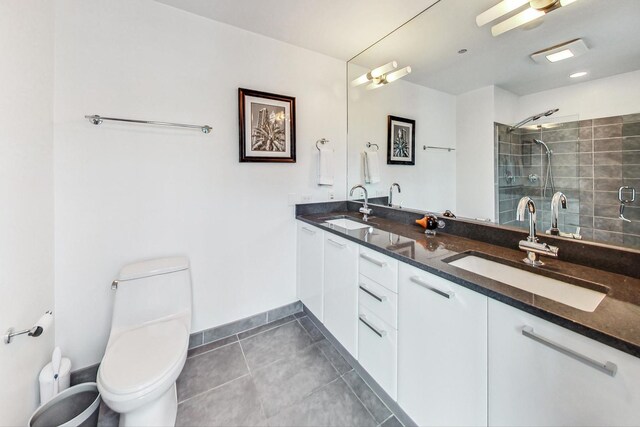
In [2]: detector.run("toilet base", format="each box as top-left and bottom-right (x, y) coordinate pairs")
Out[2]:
(118, 383), (177, 427)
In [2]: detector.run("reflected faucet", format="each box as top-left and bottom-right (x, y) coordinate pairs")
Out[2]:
(389, 183), (401, 207)
(549, 192), (567, 236)
(350, 184), (372, 221)
(516, 196), (559, 266)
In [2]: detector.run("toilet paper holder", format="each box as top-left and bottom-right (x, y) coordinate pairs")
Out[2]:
(3, 311), (53, 344)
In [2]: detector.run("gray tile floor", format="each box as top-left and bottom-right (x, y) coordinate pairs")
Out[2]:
(100, 313), (404, 426)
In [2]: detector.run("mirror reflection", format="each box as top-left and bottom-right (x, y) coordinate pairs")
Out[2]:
(347, 0), (640, 249)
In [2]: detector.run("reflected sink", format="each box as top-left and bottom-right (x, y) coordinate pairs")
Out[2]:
(447, 254), (606, 312)
(325, 218), (371, 230)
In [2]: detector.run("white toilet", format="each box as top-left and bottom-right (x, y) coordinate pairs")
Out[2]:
(97, 256), (192, 427)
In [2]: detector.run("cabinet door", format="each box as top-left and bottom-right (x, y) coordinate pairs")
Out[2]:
(398, 264), (487, 427)
(488, 299), (640, 427)
(323, 233), (358, 357)
(296, 222), (324, 321)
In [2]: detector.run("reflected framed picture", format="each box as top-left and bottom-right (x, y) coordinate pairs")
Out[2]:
(387, 115), (415, 165)
(239, 88), (296, 163)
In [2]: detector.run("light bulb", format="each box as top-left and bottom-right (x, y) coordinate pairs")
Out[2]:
(385, 66), (412, 83)
(491, 7), (545, 36)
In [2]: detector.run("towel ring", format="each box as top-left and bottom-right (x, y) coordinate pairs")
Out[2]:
(366, 142), (379, 151)
(316, 138), (329, 151)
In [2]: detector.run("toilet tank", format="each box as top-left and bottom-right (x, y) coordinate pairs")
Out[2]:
(110, 256), (192, 333)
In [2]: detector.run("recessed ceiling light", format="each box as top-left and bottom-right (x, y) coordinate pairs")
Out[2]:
(546, 49), (574, 62)
(570, 71), (588, 78)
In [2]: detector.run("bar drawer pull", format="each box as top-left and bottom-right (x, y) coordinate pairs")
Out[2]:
(521, 326), (617, 377)
(360, 253), (386, 267)
(327, 238), (346, 248)
(359, 314), (387, 337)
(410, 276), (454, 299)
(359, 284), (387, 302)
(301, 226), (316, 235)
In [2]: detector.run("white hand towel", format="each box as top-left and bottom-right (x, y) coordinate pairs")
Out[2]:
(364, 150), (381, 184)
(318, 147), (334, 186)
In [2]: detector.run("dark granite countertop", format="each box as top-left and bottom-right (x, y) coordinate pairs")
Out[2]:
(297, 211), (640, 358)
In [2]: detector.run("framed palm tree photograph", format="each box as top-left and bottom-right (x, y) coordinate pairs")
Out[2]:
(239, 88), (296, 163)
(387, 115), (415, 165)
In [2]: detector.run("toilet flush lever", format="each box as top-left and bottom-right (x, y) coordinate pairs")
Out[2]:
(111, 280), (119, 290)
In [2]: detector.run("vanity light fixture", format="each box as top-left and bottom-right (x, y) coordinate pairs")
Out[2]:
(366, 66), (412, 90)
(352, 61), (412, 89)
(530, 39), (589, 64)
(570, 71), (588, 78)
(477, 0), (581, 37)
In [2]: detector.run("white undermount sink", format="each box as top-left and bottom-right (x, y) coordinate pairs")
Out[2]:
(448, 255), (606, 312)
(325, 218), (371, 230)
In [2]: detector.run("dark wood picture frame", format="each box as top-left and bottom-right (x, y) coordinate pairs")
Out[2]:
(387, 115), (416, 165)
(239, 88), (296, 163)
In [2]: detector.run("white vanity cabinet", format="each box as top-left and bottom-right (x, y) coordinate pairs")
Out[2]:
(488, 299), (640, 427)
(397, 263), (488, 427)
(323, 232), (359, 357)
(296, 222), (324, 321)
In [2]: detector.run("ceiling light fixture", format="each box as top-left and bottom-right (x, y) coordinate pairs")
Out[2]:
(530, 39), (589, 64)
(352, 61), (412, 90)
(570, 71), (588, 78)
(546, 49), (574, 62)
(476, 0), (581, 37)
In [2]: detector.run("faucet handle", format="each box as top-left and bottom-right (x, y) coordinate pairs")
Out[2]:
(359, 207), (372, 215)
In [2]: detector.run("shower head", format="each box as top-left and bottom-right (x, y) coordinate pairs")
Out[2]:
(508, 108), (559, 132)
(531, 139), (552, 155)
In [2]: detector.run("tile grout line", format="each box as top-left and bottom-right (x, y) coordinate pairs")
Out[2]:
(187, 337), (239, 359)
(177, 373), (251, 406)
(191, 315), (300, 355)
(238, 334), (252, 375)
(340, 372), (383, 426)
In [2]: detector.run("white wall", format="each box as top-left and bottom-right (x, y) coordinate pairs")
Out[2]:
(348, 65), (457, 213)
(516, 69), (640, 121)
(455, 86), (496, 220)
(0, 1), (55, 424)
(54, 0), (347, 368)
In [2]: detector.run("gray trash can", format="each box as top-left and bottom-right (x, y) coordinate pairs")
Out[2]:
(28, 382), (101, 427)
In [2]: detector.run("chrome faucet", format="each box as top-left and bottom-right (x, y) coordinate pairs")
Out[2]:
(389, 183), (401, 207)
(545, 192), (582, 239)
(350, 184), (372, 221)
(549, 192), (567, 236)
(516, 196), (559, 266)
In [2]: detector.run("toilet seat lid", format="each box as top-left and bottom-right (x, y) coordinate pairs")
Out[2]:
(99, 318), (188, 395)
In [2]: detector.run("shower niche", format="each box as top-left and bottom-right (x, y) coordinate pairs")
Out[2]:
(495, 113), (640, 247)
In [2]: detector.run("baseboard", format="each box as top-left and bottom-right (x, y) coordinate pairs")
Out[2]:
(302, 305), (417, 427)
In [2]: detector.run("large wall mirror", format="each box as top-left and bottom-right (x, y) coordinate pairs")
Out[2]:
(347, 0), (640, 249)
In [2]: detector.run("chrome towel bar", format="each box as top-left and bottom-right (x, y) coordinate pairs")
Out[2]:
(85, 115), (212, 134)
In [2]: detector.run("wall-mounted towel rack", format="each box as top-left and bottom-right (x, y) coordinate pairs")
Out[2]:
(424, 145), (455, 152)
(316, 138), (330, 150)
(85, 115), (213, 134)
(366, 142), (379, 151)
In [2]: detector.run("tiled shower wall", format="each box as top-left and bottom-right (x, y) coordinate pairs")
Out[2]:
(495, 113), (640, 249)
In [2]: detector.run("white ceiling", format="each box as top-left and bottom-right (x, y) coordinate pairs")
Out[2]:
(154, 0), (440, 61)
(351, 0), (640, 95)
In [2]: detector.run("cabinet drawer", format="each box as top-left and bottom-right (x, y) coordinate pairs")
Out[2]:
(358, 305), (397, 400)
(359, 247), (398, 293)
(399, 262), (458, 300)
(358, 275), (397, 329)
